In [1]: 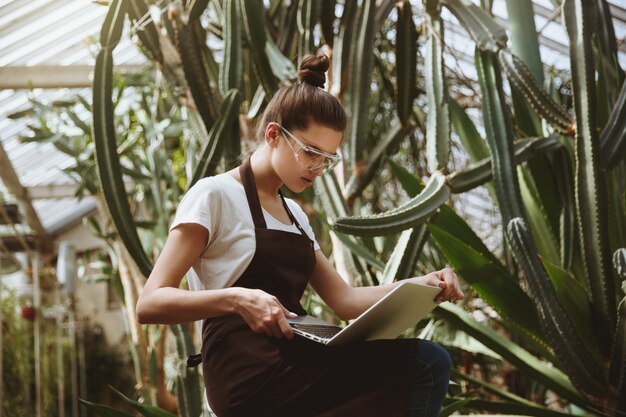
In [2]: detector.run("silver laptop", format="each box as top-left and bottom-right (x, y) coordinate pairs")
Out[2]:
(288, 282), (442, 346)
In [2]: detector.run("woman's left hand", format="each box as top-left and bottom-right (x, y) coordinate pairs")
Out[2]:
(409, 267), (465, 303)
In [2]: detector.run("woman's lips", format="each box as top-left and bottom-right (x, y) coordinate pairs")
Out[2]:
(301, 177), (313, 185)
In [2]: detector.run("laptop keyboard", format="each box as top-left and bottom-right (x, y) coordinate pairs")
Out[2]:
(291, 324), (343, 339)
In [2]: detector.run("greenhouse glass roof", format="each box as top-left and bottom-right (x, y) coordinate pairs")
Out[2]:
(0, 0), (624, 252)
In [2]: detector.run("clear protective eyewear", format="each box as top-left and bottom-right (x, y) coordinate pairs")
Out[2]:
(273, 123), (342, 174)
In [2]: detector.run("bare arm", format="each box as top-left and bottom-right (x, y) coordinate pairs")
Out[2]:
(136, 223), (296, 339)
(309, 250), (464, 320)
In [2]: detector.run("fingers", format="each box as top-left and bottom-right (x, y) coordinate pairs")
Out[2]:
(260, 305), (295, 339)
(423, 273), (447, 288)
(283, 306), (298, 319)
(239, 290), (296, 339)
(266, 306), (295, 339)
(277, 315), (294, 340)
(435, 267), (465, 302)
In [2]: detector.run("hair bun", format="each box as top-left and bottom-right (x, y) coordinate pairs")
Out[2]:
(297, 54), (329, 88)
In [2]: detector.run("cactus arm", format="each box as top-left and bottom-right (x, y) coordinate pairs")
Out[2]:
(499, 50), (574, 135)
(563, 0), (616, 354)
(474, 48), (525, 224)
(600, 79), (626, 170)
(396, 1), (417, 127)
(219, 0), (242, 95)
(94, 0), (153, 278)
(127, 0), (163, 63)
(239, 0), (278, 96)
(503, 0), (543, 84)
(347, 0), (376, 166)
(552, 147), (577, 270)
(331, 172), (450, 236)
(442, 0), (507, 53)
(507, 218), (607, 402)
(447, 136), (561, 193)
(189, 90), (241, 187)
(173, 14), (218, 131)
(424, 0), (450, 174)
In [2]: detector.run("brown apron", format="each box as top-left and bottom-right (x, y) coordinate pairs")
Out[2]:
(198, 157), (419, 417)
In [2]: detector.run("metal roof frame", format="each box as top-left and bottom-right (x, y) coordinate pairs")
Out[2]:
(0, 0), (623, 254)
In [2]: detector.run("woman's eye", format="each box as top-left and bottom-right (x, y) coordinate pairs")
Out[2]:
(303, 149), (318, 158)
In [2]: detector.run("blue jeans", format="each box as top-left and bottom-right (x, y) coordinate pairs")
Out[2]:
(406, 340), (452, 417)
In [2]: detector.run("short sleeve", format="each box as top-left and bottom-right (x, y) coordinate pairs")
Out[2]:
(169, 178), (220, 242)
(286, 199), (321, 251)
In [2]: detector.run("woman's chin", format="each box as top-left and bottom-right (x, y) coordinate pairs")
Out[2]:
(283, 181), (308, 193)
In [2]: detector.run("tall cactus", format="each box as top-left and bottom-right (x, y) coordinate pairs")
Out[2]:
(506, 218), (606, 398)
(93, 0), (153, 278)
(347, 0), (377, 170)
(395, 1), (417, 127)
(424, 0), (450, 174)
(563, 0), (616, 355)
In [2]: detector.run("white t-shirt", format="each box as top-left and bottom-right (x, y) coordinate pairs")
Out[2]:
(169, 173), (321, 292)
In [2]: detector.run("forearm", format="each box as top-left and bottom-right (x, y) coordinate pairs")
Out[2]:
(136, 286), (241, 324)
(335, 271), (464, 320)
(338, 282), (402, 320)
(310, 251), (418, 320)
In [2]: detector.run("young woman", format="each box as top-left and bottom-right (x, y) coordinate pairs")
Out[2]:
(137, 54), (464, 417)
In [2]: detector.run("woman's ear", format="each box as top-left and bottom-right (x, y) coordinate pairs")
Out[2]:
(264, 123), (280, 147)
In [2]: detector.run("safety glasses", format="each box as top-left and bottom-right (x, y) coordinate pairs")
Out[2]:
(273, 123), (342, 174)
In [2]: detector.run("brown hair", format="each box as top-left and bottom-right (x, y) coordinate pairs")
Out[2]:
(255, 54), (347, 139)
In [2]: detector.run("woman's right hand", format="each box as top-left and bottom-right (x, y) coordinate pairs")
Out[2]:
(234, 288), (297, 339)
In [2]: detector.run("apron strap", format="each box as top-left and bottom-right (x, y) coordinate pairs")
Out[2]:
(240, 156), (267, 229)
(187, 353), (203, 368)
(278, 190), (308, 238)
(240, 156), (312, 242)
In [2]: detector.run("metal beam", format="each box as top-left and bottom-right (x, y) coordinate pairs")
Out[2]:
(0, 235), (38, 252)
(0, 204), (19, 224)
(27, 183), (79, 200)
(0, 65), (149, 89)
(0, 140), (52, 251)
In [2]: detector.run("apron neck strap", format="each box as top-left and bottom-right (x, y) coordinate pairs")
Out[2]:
(239, 156), (308, 237)
(278, 189), (307, 236)
(240, 156), (267, 229)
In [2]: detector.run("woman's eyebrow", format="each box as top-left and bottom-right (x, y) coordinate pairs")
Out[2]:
(308, 143), (337, 155)
(298, 138), (326, 152)
(300, 136), (336, 154)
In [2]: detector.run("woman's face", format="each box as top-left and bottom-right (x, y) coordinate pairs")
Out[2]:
(267, 122), (343, 192)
